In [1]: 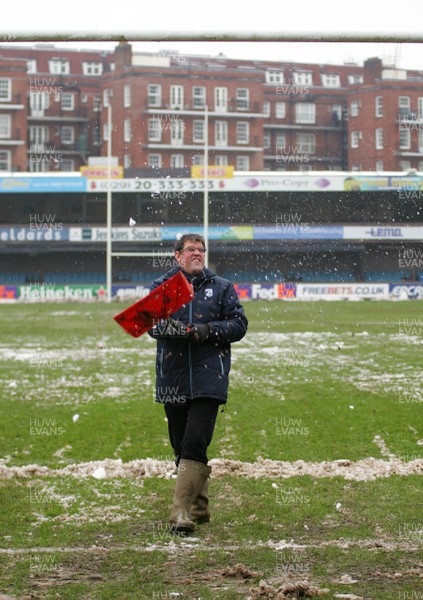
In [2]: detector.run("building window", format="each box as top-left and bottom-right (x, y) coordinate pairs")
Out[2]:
(351, 131), (360, 148)
(348, 74), (363, 84)
(399, 127), (410, 149)
(26, 60), (37, 74)
(170, 154), (184, 168)
(215, 155), (228, 166)
(419, 161), (423, 171)
(192, 86), (206, 108)
(321, 74), (340, 87)
(93, 126), (101, 147)
(275, 102), (286, 118)
(0, 78), (11, 101)
(170, 120), (184, 145)
(61, 93), (75, 111)
(214, 87), (228, 112)
(93, 95), (101, 112)
(375, 128), (384, 150)
(124, 85), (131, 108)
(148, 118), (161, 142)
(236, 122), (249, 144)
(350, 100), (360, 117)
(103, 89), (111, 108)
(61, 126), (74, 145)
(29, 92), (50, 117)
(61, 159), (75, 171)
(263, 134), (271, 149)
(295, 103), (315, 124)
(399, 160), (411, 171)
(265, 71), (284, 85)
(376, 161), (384, 171)
(148, 84), (162, 107)
(296, 132), (316, 154)
(0, 114), (11, 138)
(375, 96), (383, 117)
(418, 97), (423, 118)
(276, 133), (286, 150)
(193, 120), (204, 143)
(332, 105), (342, 123)
(82, 62), (103, 76)
(124, 154), (131, 168)
(236, 156), (249, 170)
(49, 60), (70, 75)
(148, 154), (162, 168)
(81, 94), (88, 103)
(192, 155), (203, 165)
(293, 72), (313, 86)
(124, 119), (132, 143)
(419, 130), (423, 153)
(215, 121), (228, 146)
(236, 88), (249, 110)
(263, 101), (270, 117)
(29, 125), (49, 148)
(399, 96), (411, 115)
(0, 150), (11, 171)
(170, 85), (184, 109)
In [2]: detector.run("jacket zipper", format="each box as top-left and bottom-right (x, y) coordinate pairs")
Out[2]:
(218, 354), (224, 375)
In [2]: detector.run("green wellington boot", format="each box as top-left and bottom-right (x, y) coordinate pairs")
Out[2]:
(169, 459), (212, 534)
(190, 474), (211, 524)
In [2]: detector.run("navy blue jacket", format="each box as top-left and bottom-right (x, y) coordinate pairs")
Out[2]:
(148, 266), (248, 405)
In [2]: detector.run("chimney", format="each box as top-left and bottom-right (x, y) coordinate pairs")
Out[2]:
(363, 57), (382, 84)
(115, 41), (132, 71)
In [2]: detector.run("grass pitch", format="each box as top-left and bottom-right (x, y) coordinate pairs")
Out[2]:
(0, 300), (422, 599)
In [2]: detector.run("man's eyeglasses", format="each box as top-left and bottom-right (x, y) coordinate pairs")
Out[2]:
(179, 247), (207, 254)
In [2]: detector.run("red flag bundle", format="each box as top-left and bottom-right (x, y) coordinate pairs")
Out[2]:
(113, 271), (194, 338)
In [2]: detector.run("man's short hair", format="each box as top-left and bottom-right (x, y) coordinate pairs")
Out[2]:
(174, 233), (206, 253)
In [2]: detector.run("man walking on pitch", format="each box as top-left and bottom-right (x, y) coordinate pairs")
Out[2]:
(149, 233), (248, 534)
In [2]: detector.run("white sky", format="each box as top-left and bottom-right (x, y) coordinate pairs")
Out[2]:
(1, 0), (423, 70)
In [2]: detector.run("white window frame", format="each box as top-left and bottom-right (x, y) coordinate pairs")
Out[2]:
(295, 103), (315, 124)
(399, 160), (411, 171)
(263, 101), (270, 117)
(124, 85), (131, 108)
(375, 96), (383, 118)
(236, 121), (249, 144)
(148, 118), (162, 142)
(82, 62), (103, 76)
(350, 100), (360, 117)
(93, 95), (102, 112)
(0, 78), (12, 101)
(321, 74), (340, 87)
(124, 154), (131, 168)
(214, 87), (228, 113)
(192, 86), (206, 108)
(275, 102), (286, 118)
(170, 85), (184, 109)
(348, 74), (363, 84)
(375, 127), (384, 150)
(263, 134), (271, 149)
(192, 154), (203, 166)
(418, 97), (423, 119)
(103, 89), (111, 108)
(351, 131), (360, 148)
(61, 93), (75, 111)
(26, 60), (37, 74)
(276, 133), (286, 150)
(0, 114), (11, 138)
(215, 155), (228, 166)
(419, 130), (423, 153)
(215, 121), (228, 146)
(148, 154), (162, 168)
(399, 127), (410, 149)
(49, 60), (70, 75)
(29, 125), (49, 148)
(170, 119), (184, 145)
(236, 156), (249, 170)
(124, 119), (132, 143)
(61, 158), (75, 172)
(236, 88), (249, 110)
(399, 96), (410, 114)
(296, 132), (316, 154)
(293, 72), (313, 86)
(61, 126), (74, 145)
(148, 84), (162, 107)
(375, 161), (384, 171)
(0, 150), (11, 171)
(192, 119), (204, 143)
(265, 71), (284, 85)
(170, 154), (184, 168)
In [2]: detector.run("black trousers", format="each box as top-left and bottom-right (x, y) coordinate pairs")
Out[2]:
(164, 397), (220, 466)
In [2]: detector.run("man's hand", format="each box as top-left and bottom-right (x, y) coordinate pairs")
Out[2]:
(186, 323), (210, 343)
(152, 318), (189, 338)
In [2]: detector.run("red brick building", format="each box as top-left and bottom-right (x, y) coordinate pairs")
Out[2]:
(0, 43), (422, 173)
